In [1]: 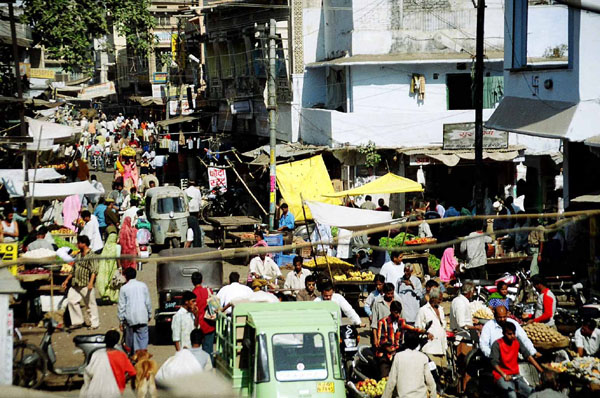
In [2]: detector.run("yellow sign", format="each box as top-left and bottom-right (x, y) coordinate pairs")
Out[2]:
(276, 155), (341, 222)
(30, 68), (56, 80)
(317, 382), (335, 393)
(0, 243), (18, 274)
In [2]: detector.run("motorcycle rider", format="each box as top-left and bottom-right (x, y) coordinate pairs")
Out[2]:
(480, 306), (538, 359)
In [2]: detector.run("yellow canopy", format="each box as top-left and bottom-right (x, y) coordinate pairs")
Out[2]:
(323, 173), (423, 197)
(276, 155), (341, 221)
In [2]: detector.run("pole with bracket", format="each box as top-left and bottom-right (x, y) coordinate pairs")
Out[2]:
(474, 0), (486, 215)
(268, 19), (277, 231)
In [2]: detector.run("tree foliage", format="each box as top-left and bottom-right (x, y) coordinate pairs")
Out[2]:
(23, 0), (156, 73)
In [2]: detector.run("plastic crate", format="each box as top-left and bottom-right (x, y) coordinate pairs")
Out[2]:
(264, 234), (284, 247)
(274, 254), (296, 267)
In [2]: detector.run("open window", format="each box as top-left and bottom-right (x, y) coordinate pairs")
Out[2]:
(511, 0), (570, 69)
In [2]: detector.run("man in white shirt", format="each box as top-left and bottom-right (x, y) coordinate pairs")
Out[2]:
(217, 272), (253, 314)
(380, 252), (405, 287)
(315, 281), (363, 326)
(249, 253), (283, 282)
(283, 256), (311, 294)
(574, 319), (600, 357)
(479, 306), (537, 358)
(460, 223), (493, 280)
(171, 291), (197, 351)
(416, 287), (447, 368)
(80, 210), (104, 253)
(450, 281), (481, 337)
(121, 198), (140, 226)
(87, 174), (105, 206)
(185, 180), (202, 218)
(382, 330), (437, 398)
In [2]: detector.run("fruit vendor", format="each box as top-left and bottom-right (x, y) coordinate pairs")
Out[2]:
(528, 275), (557, 328)
(574, 318), (600, 357)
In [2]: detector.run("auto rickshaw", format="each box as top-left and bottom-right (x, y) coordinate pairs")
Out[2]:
(155, 247), (223, 342)
(145, 186), (189, 248)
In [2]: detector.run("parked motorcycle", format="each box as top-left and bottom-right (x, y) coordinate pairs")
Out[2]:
(340, 324), (359, 375)
(199, 185), (249, 223)
(12, 318), (111, 388)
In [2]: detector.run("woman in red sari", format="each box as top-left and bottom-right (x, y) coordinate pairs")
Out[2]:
(118, 217), (139, 270)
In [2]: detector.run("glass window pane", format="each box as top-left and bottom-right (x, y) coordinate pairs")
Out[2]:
(272, 333), (328, 382)
(255, 333), (270, 383)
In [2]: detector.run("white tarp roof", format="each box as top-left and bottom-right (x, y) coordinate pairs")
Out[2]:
(26, 117), (81, 151)
(10, 181), (101, 199)
(0, 168), (64, 198)
(305, 200), (395, 231)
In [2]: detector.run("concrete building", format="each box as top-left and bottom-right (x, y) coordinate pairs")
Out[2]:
(486, 0), (600, 210)
(200, 0), (294, 140)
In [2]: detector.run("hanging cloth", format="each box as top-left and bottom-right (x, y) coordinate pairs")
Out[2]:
(418, 75), (426, 100)
(417, 166), (426, 186)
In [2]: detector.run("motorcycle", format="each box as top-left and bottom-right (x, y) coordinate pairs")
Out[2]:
(199, 185), (249, 223)
(340, 325), (359, 375)
(13, 318), (112, 388)
(458, 269), (536, 306)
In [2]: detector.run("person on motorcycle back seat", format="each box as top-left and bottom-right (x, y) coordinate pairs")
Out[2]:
(375, 300), (425, 378)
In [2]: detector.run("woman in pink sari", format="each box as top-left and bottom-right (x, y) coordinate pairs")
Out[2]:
(122, 158), (139, 192)
(118, 217), (139, 270)
(439, 247), (458, 283)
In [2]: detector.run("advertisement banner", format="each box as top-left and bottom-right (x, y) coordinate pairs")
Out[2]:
(153, 72), (168, 84)
(29, 68), (56, 80)
(152, 84), (165, 98)
(208, 167), (227, 191)
(79, 82), (116, 99)
(169, 99), (195, 116)
(443, 122), (508, 150)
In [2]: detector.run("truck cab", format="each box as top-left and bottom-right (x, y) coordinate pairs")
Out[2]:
(215, 302), (346, 397)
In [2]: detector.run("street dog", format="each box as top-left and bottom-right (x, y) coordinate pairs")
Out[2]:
(131, 349), (158, 398)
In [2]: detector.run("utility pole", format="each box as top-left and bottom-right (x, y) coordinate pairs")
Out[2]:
(268, 19), (277, 231)
(474, 0), (485, 215)
(7, 1), (30, 218)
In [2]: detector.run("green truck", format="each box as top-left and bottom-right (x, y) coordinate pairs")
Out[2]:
(215, 301), (347, 397)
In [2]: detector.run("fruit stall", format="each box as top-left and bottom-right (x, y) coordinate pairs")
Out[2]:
(347, 378), (388, 397)
(379, 233), (440, 276)
(546, 356), (600, 395)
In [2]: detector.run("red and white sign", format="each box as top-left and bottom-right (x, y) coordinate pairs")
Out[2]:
(208, 167), (227, 191)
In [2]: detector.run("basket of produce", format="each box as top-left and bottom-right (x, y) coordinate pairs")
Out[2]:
(355, 378), (387, 397)
(548, 357), (600, 387)
(470, 301), (494, 324)
(332, 269), (375, 282)
(304, 256), (354, 270)
(523, 323), (570, 349)
(404, 237), (437, 246)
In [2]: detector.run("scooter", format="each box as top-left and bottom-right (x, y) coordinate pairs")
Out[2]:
(13, 318), (108, 388)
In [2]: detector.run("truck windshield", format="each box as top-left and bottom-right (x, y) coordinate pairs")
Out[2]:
(272, 333), (328, 382)
(157, 197), (185, 214)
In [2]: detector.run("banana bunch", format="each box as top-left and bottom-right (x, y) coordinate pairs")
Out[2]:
(304, 256), (354, 269)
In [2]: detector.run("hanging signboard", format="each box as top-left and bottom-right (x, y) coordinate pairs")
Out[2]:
(208, 167), (227, 191)
(153, 72), (168, 84)
(443, 123), (508, 150)
(409, 155), (431, 166)
(30, 68), (56, 80)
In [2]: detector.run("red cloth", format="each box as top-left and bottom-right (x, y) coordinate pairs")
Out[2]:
(492, 338), (521, 381)
(533, 287), (555, 323)
(193, 285), (216, 334)
(107, 349), (136, 392)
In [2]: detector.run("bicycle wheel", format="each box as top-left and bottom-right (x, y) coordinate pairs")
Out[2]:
(13, 342), (46, 389)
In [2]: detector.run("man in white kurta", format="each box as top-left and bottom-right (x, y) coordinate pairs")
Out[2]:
(249, 253), (282, 281)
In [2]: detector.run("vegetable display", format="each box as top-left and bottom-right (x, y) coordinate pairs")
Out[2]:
(404, 237), (437, 245)
(523, 323), (570, 348)
(379, 233), (415, 249)
(428, 254), (441, 272)
(549, 357), (600, 385)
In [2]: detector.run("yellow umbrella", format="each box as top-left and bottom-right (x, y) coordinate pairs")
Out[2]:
(322, 172), (423, 197)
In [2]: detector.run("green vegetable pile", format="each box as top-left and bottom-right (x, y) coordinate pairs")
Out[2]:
(428, 254), (441, 272)
(53, 237), (77, 251)
(379, 232), (415, 248)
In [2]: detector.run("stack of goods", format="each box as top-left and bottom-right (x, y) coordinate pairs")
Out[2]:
(470, 301), (494, 321)
(548, 357), (600, 386)
(332, 269), (375, 282)
(523, 323), (570, 349)
(379, 233), (414, 249)
(357, 378), (387, 397)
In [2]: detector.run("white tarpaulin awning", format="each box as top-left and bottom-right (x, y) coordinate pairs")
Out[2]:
(10, 181), (101, 199)
(0, 168), (64, 198)
(26, 117), (81, 151)
(485, 96), (600, 142)
(305, 201), (395, 231)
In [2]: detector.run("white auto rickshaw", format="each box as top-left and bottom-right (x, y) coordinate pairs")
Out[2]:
(145, 186), (189, 248)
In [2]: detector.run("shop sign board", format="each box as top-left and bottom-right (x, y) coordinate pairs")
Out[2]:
(409, 155), (431, 166)
(79, 82), (116, 99)
(208, 167), (227, 191)
(29, 68), (55, 80)
(443, 123), (508, 150)
(153, 72), (168, 84)
(0, 243), (18, 262)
